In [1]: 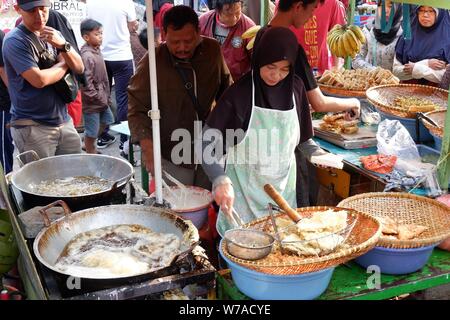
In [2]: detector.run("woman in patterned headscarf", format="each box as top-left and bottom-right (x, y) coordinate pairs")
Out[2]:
(353, 0), (403, 71)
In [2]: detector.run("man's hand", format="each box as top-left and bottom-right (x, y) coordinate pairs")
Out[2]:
(40, 26), (66, 50)
(404, 62), (415, 75)
(140, 139), (155, 177)
(428, 59), (446, 70)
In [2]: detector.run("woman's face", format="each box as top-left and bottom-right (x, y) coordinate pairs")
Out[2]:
(418, 6), (437, 28)
(377, 2), (392, 20)
(259, 60), (290, 86)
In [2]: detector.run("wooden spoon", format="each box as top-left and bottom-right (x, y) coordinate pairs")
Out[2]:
(264, 184), (301, 223)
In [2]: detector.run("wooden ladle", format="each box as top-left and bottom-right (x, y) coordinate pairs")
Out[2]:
(264, 184), (301, 223)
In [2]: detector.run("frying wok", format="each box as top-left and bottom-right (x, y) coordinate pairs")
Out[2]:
(11, 152), (134, 210)
(33, 202), (199, 288)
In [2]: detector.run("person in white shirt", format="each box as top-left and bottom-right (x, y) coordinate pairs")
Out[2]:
(85, 0), (137, 151)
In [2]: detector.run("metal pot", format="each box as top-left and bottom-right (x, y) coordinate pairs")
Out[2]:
(33, 202), (199, 287)
(10, 152), (134, 210)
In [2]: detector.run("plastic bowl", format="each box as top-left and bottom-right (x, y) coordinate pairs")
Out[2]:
(378, 110), (433, 143)
(151, 186), (212, 229)
(354, 244), (436, 275)
(431, 132), (442, 152)
(219, 240), (334, 300)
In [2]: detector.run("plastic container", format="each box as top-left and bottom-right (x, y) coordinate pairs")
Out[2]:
(431, 133), (442, 152)
(378, 110), (433, 143)
(151, 186), (212, 229)
(354, 244), (436, 275)
(219, 240), (334, 300)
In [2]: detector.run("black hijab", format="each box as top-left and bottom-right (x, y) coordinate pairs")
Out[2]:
(373, 3), (403, 46)
(252, 27), (299, 110)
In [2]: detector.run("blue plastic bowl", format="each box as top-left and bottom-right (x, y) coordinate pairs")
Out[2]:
(378, 110), (433, 143)
(354, 244), (436, 275)
(431, 133), (442, 152)
(219, 240), (334, 300)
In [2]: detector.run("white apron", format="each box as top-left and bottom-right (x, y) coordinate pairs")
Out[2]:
(217, 78), (300, 236)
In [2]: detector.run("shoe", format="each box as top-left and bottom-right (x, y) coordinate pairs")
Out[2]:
(97, 135), (117, 149)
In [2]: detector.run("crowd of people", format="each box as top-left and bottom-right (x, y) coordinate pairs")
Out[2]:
(0, 0), (449, 235)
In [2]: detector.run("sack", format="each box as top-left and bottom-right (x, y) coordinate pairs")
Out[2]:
(53, 71), (78, 103)
(35, 49), (78, 104)
(18, 24), (78, 104)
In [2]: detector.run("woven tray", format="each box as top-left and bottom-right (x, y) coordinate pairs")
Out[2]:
(338, 192), (450, 249)
(221, 206), (381, 275)
(421, 110), (446, 138)
(319, 84), (367, 98)
(366, 84), (448, 119)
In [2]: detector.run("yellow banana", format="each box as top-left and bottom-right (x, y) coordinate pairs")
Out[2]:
(242, 25), (261, 39)
(342, 31), (354, 58)
(337, 34), (347, 58)
(345, 29), (359, 55)
(246, 36), (256, 50)
(349, 25), (366, 44)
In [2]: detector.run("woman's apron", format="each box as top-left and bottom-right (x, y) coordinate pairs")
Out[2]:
(217, 79), (300, 236)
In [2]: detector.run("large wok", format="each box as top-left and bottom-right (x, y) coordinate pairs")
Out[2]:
(11, 152), (134, 210)
(33, 202), (199, 289)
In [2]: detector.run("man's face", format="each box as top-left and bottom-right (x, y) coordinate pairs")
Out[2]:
(292, 0), (319, 28)
(165, 23), (200, 60)
(218, 2), (242, 27)
(15, 5), (49, 32)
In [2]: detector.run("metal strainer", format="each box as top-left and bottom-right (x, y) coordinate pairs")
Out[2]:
(224, 228), (275, 260)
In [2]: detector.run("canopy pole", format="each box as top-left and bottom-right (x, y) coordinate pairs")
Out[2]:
(145, 0), (163, 204)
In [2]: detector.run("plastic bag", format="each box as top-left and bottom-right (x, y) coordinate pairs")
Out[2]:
(360, 102), (381, 125)
(376, 119), (442, 196)
(376, 119), (420, 161)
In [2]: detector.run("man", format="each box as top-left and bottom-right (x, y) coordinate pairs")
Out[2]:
(128, 5), (232, 188)
(260, 0), (360, 206)
(268, 0), (360, 116)
(199, 0), (255, 81)
(290, 0), (346, 75)
(85, 0), (137, 151)
(0, 29), (14, 174)
(3, 0), (84, 160)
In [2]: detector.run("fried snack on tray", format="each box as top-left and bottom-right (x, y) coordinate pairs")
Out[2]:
(319, 112), (359, 134)
(378, 217), (428, 240)
(318, 67), (399, 91)
(393, 96), (439, 113)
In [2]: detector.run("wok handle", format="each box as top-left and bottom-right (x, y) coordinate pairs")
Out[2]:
(38, 200), (72, 227)
(263, 184), (301, 223)
(15, 150), (40, 168)
(109, 174), (133, 191)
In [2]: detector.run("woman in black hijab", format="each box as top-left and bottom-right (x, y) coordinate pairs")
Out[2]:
(201, 27), (329, 235)
(352, 0), (403, 71)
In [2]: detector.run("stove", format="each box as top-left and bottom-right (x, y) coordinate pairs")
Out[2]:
(7, 180), (216, 300)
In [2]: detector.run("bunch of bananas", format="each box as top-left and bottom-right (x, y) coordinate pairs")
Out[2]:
(327, 24), (366, 59)
(241, 25), (261, 50)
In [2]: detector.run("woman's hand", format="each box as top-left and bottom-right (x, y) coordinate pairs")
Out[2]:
(344, 98), (361, 120)
(428, 59), (447, 70)
(213, 181), (235, 219)
(404, 62), (415, 75)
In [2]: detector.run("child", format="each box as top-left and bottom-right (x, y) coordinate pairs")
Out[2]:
(80, 19), (114, 154)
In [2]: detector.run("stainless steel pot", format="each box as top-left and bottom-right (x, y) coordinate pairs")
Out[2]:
(33, 202), (199, 285)
(10, 152), (134, 210)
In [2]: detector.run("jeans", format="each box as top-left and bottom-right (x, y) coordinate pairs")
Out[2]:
(105, 59), (134, 122)
(0, 110), (14, 174)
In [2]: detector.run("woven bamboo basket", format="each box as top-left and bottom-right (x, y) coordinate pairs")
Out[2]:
(338, 192), (450, 249)
(319, 84), (367, 98)
(421, 110), (446, 138)
(221, 206), (381, 275)
(366, 84), (448, 119)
